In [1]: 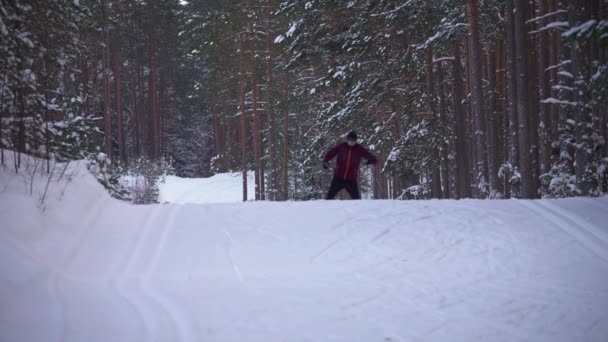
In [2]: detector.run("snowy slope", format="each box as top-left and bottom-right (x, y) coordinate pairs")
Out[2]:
(2, 159), (608, 342)
(158, 172), (255, 203)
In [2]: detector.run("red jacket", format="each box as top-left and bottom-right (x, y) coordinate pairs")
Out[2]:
(323, 142), (378, 181)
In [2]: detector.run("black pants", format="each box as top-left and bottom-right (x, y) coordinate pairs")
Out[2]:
(326, 177), (361, 200)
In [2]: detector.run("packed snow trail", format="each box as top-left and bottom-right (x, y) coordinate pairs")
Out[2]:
(2, 164), (608, 341)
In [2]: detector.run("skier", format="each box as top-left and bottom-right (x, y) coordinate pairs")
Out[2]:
(323, 131), (377, 200)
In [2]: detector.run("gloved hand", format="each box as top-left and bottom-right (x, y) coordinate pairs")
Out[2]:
(323, 161), (329, 169)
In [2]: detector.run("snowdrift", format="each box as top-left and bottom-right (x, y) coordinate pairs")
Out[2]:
(2, 157), (608, 342)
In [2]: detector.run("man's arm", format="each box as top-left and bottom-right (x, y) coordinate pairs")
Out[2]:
(323, 144), (340, 162)
(360, 145), (378, 164)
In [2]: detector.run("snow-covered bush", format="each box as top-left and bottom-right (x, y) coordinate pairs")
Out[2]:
(87, 152), (130, 201)
(120, 157), (175, 204)
(399, 184), (430, 200)
(541, 172), (579, 198)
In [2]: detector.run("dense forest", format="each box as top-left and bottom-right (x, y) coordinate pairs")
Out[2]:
(1, 0), (607, 201)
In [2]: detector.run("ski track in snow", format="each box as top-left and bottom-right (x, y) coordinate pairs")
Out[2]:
(54, 195), (107, 341)
(114, 205), (176, 342)
(520, 200), (608, 263)
(140, 205), (194, 341)
(3, 170), (608, 342)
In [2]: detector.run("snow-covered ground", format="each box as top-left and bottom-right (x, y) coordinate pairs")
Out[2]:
(158, 172), (255, 203)
(2, 158), (608, 342)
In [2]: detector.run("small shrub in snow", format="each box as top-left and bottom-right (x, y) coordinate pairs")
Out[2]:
(399, 184), (429, 200)
(87, 152), (130, 201)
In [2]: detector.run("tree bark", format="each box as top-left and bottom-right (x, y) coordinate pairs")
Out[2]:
(437, 62), (451, 199)
(101, 1), (112, 159)
(131, 75), (138, 158)
(113, 45), (124, 163)
(466, 0), (489, 196)
(527, 0), (540, 193)
(149, 42), (159, 160)
(266, 0), (278, 201)
(239, 33), (248, 202)
(426, 49), (442, 199)
(486, 46), (499, 196)
(248, 0), (261, 200)
(569, 0), (589, 195)
(138, 63), (146, 158)
(505, 0), (519, 198)
(538, 0), (552, 175)
(514, 0), (536, 198)
(452, 43), (472, 198)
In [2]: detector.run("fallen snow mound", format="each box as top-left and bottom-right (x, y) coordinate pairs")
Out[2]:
(2, 157), (608, 342)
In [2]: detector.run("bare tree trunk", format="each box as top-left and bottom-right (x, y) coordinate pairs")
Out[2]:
(212, 104), (223, 159)
(452, 43), (472, 198)
(496, 39), (507, 196)
(283, 107), (289, 200)
(486, 45), (499, 196)
(43, 56), (50, 173)
(113, 45), (124, 163)
(131, 75), (138, 158)
(265, 0), (278, 200)
(548, 0), (560, 150)
(505, 0), (519, 198)
(240, 33), (248, 202)
(465, 38), (477, 196)
(248, 3), (262, 200)
(466, 0), (489, 196)
(426, 49), (442, 198)
(0, 59), (5, 166)
(101, 1), (112, 159)
(138, 63), (146, 158)
(538, 0), (552, 176)
(527, 0), (540, 194)
(515, 0), (535, 198)
(437, 63), (451, 199)
(569, 0), (589, 195)
(149, 42), (158, 160)
(390, 98), (404, 198)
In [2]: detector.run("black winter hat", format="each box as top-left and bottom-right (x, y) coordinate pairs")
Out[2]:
(346, 131), (358, 141)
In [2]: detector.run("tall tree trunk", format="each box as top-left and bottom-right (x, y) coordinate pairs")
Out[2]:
(213, 104), (223, 158)
(466, 0), (489, 197)
(390, 98), (403, 199)
(101, 2), (112, 159)
(149, 42), (159, 160)
(569, 0), (589, 195)
(486, 46), (500, 196)
(248, 2), (262, 200)
(505, 0), (519, 198)
(138, 63), (146, 158)
(131, 75), (138, 158)
(514, 0), (535, 198)
(527, 0), (540, 194)
(496, 39), (507, 196)
(0, 59), (6, 166)
(283, 107), (289, 200)
(426, 49), (442, 198)
(465, 38), (477, 195)
(43, 54), (50, 173)
(158, 65), (166, 160)
(113, 45), (124, 163)
(548, 0), (560, 150)
(452, 43), (472, 198)
(437, 63), (451, 199)
(538, 0), (552, 175)
(266, 0), (278, 201)
(239, 33), (248, 202)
